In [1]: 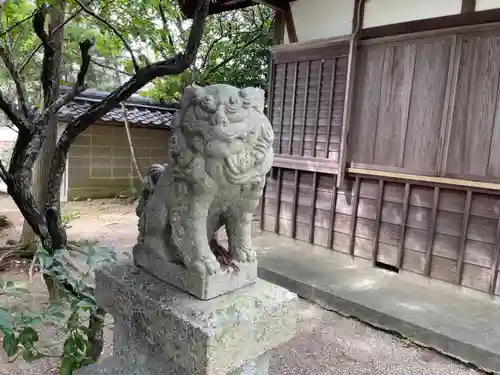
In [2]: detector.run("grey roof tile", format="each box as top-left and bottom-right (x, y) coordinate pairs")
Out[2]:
(58, 87), (180, 130)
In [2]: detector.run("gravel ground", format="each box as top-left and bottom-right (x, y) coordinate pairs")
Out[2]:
(0, 196), (485, 375)
(270, 300), (482, 375)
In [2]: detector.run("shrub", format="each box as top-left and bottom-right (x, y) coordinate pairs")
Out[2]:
(0, 243), (117, 375)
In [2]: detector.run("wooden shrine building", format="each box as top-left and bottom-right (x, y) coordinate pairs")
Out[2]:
(182, 0), (500, 298)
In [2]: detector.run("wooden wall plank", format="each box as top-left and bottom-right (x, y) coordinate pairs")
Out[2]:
(348, 177), (361, 255)
(404, 39), (452, 172)
(489, 217), (500, 294)
(275, 63), (288, 154)
(456, 190), (472, 284)
(327, 175), (338, 248)
(259, 175), (267, 230)
(437, 35), (459, 176)
(274, 168), (283, 233)
(349, 48), (385, 164)
(486, 81), (500, 177)
(397, 183), (411, 268)
(424, 187), (440, 275)
(312, 62), (324, 157)
(299, 61), (311, 155)
(309, 172), (319, 243)
(287, 63), (299, 155)
(446, 32), (500, 179)
(291, 170), (300, 238)
(374, 44), (416, 167)
(324, 59), (337, 159)
(372, 180), (385, 265)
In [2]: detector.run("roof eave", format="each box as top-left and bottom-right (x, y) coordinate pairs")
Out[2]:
(179, 0), (293, 18)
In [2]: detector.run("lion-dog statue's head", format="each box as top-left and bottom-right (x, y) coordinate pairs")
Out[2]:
(167, 84), (274, 190)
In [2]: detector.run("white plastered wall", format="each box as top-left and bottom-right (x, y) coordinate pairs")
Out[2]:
(283, 0), (464, 44)
(476, 0), (500, 11)
(0, 126), (17, 193)
(0, 124), (69, 200)
(363, 0), (462, 28)
(287, 0), (355, 42)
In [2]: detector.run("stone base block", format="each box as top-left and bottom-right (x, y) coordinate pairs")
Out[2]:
(93, 261), (298, 375)
(133, 243), (258, 300)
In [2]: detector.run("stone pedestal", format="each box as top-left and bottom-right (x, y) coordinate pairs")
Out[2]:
(76, 262), (298, 375)
(133, 244), (258, 300)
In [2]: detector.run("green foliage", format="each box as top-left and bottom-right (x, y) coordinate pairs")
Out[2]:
(0, 244), (117, 374)
(0, 0), (274, 104)
(143, 6), (274, 100)
(0, 0), (132, 98)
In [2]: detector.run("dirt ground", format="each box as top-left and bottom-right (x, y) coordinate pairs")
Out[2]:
(0, 194), (484, 375)
(0, 194), (138, 251)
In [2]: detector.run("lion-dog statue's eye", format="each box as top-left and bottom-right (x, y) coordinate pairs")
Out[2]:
(200, 95), (217, 113)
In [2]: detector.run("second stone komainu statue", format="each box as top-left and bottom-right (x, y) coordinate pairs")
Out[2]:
(133, 83), (274, 299)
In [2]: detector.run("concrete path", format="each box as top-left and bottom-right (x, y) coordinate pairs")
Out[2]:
(253, 232), (500, 374)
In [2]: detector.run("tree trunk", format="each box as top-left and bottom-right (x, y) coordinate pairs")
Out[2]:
(21, 3), (66, 298)
(20, 90), (48, 249)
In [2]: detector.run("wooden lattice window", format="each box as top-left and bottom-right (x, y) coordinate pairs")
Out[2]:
(268, 40), (349, 172)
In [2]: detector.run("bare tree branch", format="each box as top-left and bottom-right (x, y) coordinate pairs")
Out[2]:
(0, 90), (28, 131)
(20, 0), (116, 73)
(0, 158), (8, 182)
(0, 6), (44, 39)
(256, 4), (266, 24)
(74, 0), (140, 72)
(33, 7), (57, 109)
(200, 37), (224, 71)
(20, 9), (77, 73)
(121, 103), (143, 181)
(45, 39), (94, 115)
(203, 28), (269, 79)
(198, 14), (226, 71)
(0, 44), (30, 118)
(158, 3), (175, 47)
(91, 58), (133, 76)
(249, 8), (259, 29)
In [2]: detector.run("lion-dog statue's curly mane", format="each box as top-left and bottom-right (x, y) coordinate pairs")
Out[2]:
(135, 84), (274, 275)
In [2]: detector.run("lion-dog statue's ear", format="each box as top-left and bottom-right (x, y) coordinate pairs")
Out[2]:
(181, 85), (203, 108)
(240, 87), (265, 113)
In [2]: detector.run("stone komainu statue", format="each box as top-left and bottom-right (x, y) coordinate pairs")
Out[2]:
(135, 84), (274, 275)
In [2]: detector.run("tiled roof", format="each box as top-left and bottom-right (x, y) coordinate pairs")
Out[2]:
(58, 87), (180, 130)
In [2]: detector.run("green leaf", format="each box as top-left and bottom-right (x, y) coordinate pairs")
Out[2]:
(60, 357), (75, 375)
(66, 311), (80, 330)
(19, 326), (39, 347)
(21, 347), (42, 362)
(76, 298), (97, 311)
(3, 331), (19, 357)
(0, 308), (13, 330)
(73, 333), (87, 353)
(36, 250), (53, 270)
(49, 310), (66, 320)
(63, 338), (75, 356)
(20, 312), (43, 326)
